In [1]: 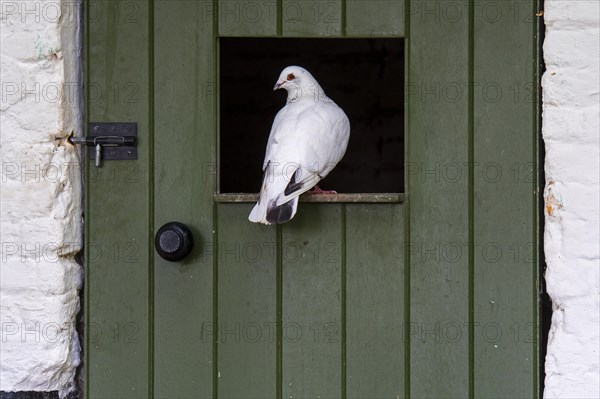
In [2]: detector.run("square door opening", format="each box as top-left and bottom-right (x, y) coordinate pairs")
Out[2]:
(219, 37), (404, 194)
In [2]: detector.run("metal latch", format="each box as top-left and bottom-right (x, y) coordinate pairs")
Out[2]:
(70, 122), (138, 167)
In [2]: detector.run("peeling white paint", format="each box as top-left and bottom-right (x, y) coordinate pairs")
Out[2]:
(542, 1), (600, 398)
(0, 0), (83, 397)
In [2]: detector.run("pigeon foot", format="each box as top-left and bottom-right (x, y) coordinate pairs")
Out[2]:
(309, 185), (337, 194)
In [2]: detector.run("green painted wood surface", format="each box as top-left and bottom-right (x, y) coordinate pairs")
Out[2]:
(214, 193), (405, 203)
(217, 204), (277, 397)
(152, 1), (214, 397)
(86, 0), (539, 398)
(473, 1), (538, 397)
(85, 1), (151, 397)
(346, 204), (404, 398)
(346, 0), (404, 37)
(282, 0), (342, 37)
(218, 0), (278, 36)
(408, 1), (470, 397)
(282, 204), (342, 398)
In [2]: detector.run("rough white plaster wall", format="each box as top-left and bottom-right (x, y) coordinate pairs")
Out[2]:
(542, 1), (600, 398)
(0, 0), (83, 396)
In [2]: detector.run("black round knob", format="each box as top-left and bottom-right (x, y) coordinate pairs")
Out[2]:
(155, 222), (194, 262)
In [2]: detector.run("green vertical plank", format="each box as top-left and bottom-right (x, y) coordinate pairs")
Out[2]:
(282, 205), (342, 398)
(86, 1), (150, 397)
(217, 204), (277, 398)
(409, 1), (470, 397)
(218, 0), (278, 36)
(346, 0), (404, 37)
(282, 0), (342, 37)
(346, 204), (404, 398)
(473, 1), (537, 397)
(153, 1), (214, 397)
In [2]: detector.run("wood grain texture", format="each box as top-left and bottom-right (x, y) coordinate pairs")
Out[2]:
(346, 204), (404, 398)
(282, 0), (342, 37)
(346, 0), (404, 37)
(85, 0), (541, 397)
(282, 204), (342, 398)
(217, 204), (277, 398)
(152, 1), (214, 397)
(408, 1), (470, 397)
(86, 1), (151, 397)
(218, 0), (278, 36)
(214, 193), (405, 203)
(473, 1), (538, 396)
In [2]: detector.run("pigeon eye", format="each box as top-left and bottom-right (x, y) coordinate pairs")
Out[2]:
(287, 73), (295, 81)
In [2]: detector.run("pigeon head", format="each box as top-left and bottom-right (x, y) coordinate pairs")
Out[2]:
(273, 66), (316, 90)
(273, 66), (324, 102)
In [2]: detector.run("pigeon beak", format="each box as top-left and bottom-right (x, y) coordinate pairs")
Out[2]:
(273, 80), (285, 91)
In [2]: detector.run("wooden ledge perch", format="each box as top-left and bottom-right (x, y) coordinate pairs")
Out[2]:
(214, 193), (405, 203)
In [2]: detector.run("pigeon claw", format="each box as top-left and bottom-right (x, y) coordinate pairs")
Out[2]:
(309, 185), (337, 194)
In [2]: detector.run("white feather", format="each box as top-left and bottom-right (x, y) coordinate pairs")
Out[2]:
(249, 66), (350, 225)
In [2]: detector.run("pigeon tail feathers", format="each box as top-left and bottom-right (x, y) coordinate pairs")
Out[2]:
(248, 163), (300, 225)
(249, 196), (298, 225)
(248, 200), (267, 223)
(267, 197), (298, 224)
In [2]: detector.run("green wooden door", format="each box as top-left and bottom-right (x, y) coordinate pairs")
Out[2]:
(85, 0), (540, 398)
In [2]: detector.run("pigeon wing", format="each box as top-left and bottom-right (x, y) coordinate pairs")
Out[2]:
(273, 103), (350, 206)
(250, 87), (350, 225)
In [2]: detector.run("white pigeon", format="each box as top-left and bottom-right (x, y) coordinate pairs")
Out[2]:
(249, 66), (350, 225)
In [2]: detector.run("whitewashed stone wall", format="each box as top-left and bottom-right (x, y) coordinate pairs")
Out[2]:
(542, 1), (600, 398)
(0, 0), (83, 397)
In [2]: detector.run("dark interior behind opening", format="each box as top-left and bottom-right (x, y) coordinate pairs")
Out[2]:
(219, 38), (404, 193)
